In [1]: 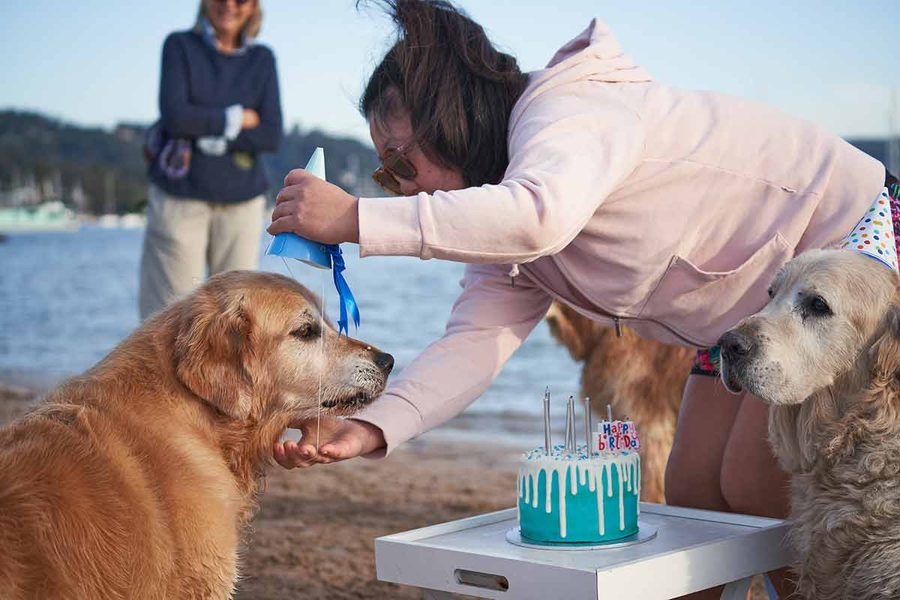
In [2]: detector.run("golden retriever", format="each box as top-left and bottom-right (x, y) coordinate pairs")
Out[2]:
(719, 249), (900, 600)
(0, 271), (393, 599)
(545, 302), (693, 503)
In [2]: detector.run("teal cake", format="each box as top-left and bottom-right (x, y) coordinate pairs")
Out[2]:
(517, 445), (640, 543)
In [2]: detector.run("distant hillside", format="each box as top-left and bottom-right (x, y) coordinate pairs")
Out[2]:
(0, 110), (380, 215)
(0, 111), (147, 214)
(2, 109), (897, 215)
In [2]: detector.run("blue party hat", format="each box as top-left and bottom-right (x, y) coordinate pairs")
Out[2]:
(266, 148), (360, 334)
(266, 147), (332, 269)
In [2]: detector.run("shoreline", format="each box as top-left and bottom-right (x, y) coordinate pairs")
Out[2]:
(0, 379), (772, 599)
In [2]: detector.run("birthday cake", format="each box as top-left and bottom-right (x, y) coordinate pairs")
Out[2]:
(517, 397), (641, 544)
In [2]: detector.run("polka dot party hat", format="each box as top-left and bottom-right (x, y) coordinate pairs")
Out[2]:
(838, 188), (899, 272)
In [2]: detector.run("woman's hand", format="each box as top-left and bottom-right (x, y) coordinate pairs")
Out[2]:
(242, 108), (260, 129)
(268, 169), (360, 244)
(273, 417), (387, 469)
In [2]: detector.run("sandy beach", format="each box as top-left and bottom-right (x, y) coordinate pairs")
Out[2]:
(0, 380), (520, 599)
(1, 380), (776, 600)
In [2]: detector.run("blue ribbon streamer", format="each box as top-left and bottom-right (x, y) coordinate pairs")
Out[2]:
(326, 244), (360, 336)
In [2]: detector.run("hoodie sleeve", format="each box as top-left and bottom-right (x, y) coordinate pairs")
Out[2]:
(358, 85), (645, 263)
(351, 263), (553, 456)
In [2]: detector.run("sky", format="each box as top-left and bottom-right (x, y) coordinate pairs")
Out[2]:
(1, 1), (898, 145)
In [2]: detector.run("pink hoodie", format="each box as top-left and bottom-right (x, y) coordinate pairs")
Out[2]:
(354, 19), (885, 455)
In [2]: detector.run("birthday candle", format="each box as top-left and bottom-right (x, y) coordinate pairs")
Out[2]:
(583, 397), (592, 457)
(565, 395), (575, 453)
(543, 387), (551, 455)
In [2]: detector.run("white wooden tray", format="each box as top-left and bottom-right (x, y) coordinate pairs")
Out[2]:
(375, 502), (791, 599)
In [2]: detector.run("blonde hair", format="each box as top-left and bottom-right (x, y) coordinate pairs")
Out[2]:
(194, 0), (263, 41)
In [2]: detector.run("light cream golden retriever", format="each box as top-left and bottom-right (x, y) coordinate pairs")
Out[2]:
(545, 302), (693, 503)
(719, 249), (900, 600)
(0, 271), (393, 599)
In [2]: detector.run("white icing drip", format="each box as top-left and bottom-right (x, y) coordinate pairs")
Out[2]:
(558, 463), (568, 536)
(544, 468), (551, 513)
(617, 460), (624, 530)
(635, 454), (641, 515)
(517, 446), (640, 539)
(605, 462), (612, 497)
(595, 468), (605, 535)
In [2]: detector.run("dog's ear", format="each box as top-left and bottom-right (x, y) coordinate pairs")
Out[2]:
(768, 404), (803, 473)
(868, 294), (900, 383)
(173, 290), (253, 420)
(545, 302), (589, 361)
(769, 397), (840, 473)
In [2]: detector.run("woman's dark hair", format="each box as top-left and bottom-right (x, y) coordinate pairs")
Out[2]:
(359, 0), (528, 187)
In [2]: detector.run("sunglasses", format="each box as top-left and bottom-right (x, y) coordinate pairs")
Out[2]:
(372, 141), (417, 195)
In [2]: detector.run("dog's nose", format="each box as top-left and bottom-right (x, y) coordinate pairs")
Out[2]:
(373, 351), (394, 375)
(718, 330), (756, 362)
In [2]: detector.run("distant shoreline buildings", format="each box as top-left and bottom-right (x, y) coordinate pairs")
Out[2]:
(0, 111), (383, 217)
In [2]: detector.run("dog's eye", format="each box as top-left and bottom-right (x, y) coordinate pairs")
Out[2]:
(290, 323), (320, 340)
(766, 286), (774, 299)
(808, 295), (831, 317)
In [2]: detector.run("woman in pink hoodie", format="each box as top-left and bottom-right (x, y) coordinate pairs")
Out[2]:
(269, 1), (890, 594)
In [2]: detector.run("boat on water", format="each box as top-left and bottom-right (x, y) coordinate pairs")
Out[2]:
(0, 201), (80, 233)
(95, 212), (146, 229)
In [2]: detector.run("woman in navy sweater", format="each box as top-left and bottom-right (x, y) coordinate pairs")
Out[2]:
(139, 0), (282, 319)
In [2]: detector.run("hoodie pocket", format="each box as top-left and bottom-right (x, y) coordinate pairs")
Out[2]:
(638, 233), (792, 347)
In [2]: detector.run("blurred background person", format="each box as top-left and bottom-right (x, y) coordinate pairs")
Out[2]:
(139, 0), (282, 319)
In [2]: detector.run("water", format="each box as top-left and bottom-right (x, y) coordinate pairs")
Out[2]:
(0, 227), (582, 437)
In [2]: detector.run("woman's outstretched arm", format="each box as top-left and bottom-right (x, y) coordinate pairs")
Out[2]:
(268, 86), (646, 261)
(358, 88), (646, 264)
(275, 263), (552, 467)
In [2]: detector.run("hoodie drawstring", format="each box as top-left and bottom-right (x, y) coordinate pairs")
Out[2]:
(508, 264), (520, 287)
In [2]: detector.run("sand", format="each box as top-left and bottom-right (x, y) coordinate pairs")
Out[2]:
(238, 434), (520, 599)
(0, 381), (770, 600)
(0, 381), (520, 599)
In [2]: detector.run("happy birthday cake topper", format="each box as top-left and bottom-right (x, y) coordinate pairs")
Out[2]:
(593, 419), (640, 453)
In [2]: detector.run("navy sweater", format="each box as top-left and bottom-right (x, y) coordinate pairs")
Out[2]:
(149, 30), (283, 203)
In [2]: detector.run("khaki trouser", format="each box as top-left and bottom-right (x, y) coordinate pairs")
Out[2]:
(139, 184), (265, 320)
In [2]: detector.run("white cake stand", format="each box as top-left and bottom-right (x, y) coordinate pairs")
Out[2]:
(506, 522), (658, 551)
